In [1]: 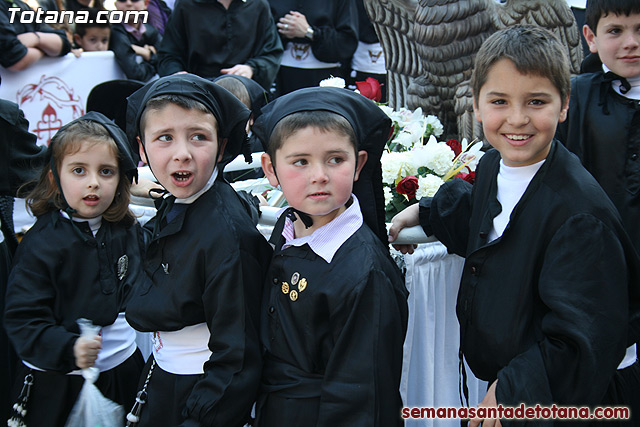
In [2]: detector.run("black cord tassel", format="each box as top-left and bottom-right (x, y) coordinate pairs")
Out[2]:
(7, 373), (33, 427)
(125, 360), (155, 426)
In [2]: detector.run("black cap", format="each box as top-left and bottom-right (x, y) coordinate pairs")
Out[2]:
(252, 87), (392, 243)
(126, 74), (251, 170)
(49, 111), (138, 184)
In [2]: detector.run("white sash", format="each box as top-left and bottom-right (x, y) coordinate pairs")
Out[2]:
(23, 313), (137, 374)
(351, 41), (386, 74)
(281, 42), (340, 69)
(152, 323), (212, 375)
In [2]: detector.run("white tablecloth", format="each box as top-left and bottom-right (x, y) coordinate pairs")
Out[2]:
(401, 242), (487, 426)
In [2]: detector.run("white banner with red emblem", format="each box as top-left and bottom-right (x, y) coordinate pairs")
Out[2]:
(0, 51), (125, 147)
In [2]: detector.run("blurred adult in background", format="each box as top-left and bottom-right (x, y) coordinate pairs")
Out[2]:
(346, 0), (387, 103)
(0, 0), (71, 71)
(269, 0), (358, 95)
(157, 0), (282, 90)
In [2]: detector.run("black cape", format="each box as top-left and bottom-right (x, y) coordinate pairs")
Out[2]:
(125, 182), (273, 426)
(420, 141), (640, 412)
(256, 217), (408, 427)
(556, 59), (640, 255)
(0, 100), (47, 197)
(4, 213), (147, 372)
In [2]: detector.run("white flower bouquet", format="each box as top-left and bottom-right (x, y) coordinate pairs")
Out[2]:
(380, 106), (483, 222)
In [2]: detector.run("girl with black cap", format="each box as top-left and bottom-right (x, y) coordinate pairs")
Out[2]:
(123, 74), (272, 427)
(252, 86), (409, 426)
(4, 111), (146, 427)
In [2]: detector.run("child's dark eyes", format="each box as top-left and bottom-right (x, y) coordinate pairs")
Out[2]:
(192, 134), (208, 141)
(101, 168), (116, 176)
(292, 157), (346, 166)
(158, 134), (172, 142)
(529, 99), (546, 106)
(490, 99), (506, 105)
(72, 167), (85, 175)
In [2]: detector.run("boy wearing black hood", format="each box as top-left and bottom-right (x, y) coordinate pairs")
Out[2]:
(124, 74), (272, 427)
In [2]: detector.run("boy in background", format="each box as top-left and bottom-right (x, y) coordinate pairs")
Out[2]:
(110, 0), (161, 82)
(557, 0), (640, 256)
(73, 8), (110, 53)
(390, 25), (640, 426)
(557, 1), (640, 421)
(214, 74), (269, 181)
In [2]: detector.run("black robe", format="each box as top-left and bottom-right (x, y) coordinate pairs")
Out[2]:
(125, 180), (273, 427)
(0, 99), (46, 425)
(256, 219), (408, 427)
(5, 212), (146, 372)
(3, 212), (147, 425)
(556, 69), (640, 255)
(157, 0), (283, 90)
(420, 141), (640, 415)
(0, 100), (47, 198)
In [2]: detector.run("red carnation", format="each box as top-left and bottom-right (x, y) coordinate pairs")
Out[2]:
(455, 171), (475, 184)
(396, 176), (419, 199)
(356, 77), (383, 102)
(446, 139), (462, 156)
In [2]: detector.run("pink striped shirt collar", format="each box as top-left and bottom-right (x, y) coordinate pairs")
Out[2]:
(280, 195), (363, 263)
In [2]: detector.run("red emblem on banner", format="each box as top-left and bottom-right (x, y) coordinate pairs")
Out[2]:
(16, 75), (84, 146)
(33, 104), (63, 145)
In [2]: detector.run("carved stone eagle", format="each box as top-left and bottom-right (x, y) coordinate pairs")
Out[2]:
(364, 0), (583, 141)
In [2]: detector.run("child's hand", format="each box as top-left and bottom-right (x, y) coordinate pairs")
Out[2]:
(469, 379), (501, 427)
(220, 64), (253, 79)
(131, 177), (164, 198)
(255, 193), (268, 206)
(71, 48), (83, 58)
(388, 203), (420, 254)
(131, 44), (153, 62)
(74, 335), (102, 369)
